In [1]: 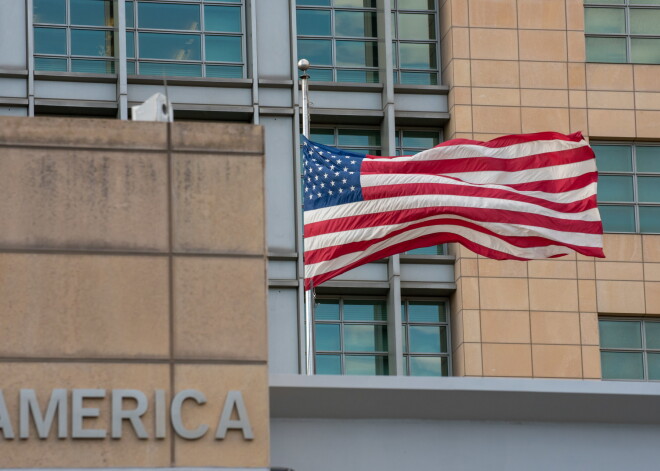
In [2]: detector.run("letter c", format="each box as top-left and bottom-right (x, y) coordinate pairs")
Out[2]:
(170, 390), (208, 440)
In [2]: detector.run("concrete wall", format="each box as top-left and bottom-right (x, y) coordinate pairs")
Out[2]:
(272, 418), (660, 471)
(0, 117), (269, 469)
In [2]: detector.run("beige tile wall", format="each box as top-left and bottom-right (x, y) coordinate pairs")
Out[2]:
(450, 234), (660, 379)
(0, 117), (269, 468)
(441, 0), (660, 141)
(442, 0), (660, 378)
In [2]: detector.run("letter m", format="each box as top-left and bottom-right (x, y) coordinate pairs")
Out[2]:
(20, 389), (67, 439)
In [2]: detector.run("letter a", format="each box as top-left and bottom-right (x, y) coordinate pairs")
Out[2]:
(215, 391), (253, 440)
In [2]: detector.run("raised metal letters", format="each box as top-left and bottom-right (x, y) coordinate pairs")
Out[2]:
(0, 388), (253, 441)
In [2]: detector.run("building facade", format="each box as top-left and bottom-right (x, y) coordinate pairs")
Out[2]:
(1, 0), (660, 470)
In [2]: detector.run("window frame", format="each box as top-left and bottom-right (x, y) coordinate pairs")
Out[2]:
(313, 295), (390, 376)
(309, 125), (383, 155)
(599, 317), (660, 381)
(391, 0), (440, 85)
(401, 297), (451, 377)
(126, 0), (247, 78)
(296, 0), (380, 83)
(584, 1), (660, 64)
(33, 0), (117, 74)
(594, 141), (660, 234)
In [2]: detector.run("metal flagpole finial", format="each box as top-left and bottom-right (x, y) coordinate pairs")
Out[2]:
(298, 58), (310, 73)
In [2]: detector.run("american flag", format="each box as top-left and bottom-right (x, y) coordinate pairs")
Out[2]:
(302, 132), (605, 289)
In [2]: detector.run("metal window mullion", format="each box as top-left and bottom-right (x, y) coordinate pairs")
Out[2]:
(641, 318), (649, 379)
(339, 298), (345, 374)
(625, 5), (633, 62)
(632, 145), (642, 232)
(199, 3), (206, 76)
(241, 0), (247, 79)
(331, 8), (337, 80)
(66, 0), (71, 71)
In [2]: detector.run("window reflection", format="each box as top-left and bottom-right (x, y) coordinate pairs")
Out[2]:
(128, 0), (246, 78)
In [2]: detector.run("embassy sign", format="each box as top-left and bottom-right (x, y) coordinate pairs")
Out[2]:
(0, 388), (253, 441)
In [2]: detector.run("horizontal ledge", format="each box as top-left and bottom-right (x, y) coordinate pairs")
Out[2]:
(0, 68), (28, 78)
(259, 79), (295, 88)
(166, 104), (254, 114)
(35, 98), (117, 109)
(306, 82), (384, 93)
(35, 71), (117, 83)
(309, 108), (384, 125)
(269, 280), (299, 288)
(268, 253), (298, 261)
(394, 111), (450, 126)
(394, 84), (449, 95)
(314, 280), (390, 295)
(0, 97), (29, 106)
(260, 107), (295, 116)
(399, 254), (455, 264)
(270, 374), (660, 424)
(399, 281), (456, 294)
(128, 75), (253, 88)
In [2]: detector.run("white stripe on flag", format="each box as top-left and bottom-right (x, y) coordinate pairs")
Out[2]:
(304, 193), (602, 225)
(360, 173), (597, 205)
(306, 223), (583, 278)
(305, 213), (603, 252)
(365, 138), (590, 162)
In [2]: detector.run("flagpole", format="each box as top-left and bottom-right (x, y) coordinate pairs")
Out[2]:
(298, 58), (315, 376)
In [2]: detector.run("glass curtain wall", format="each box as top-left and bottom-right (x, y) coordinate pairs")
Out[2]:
(296, 0), (379, 83)
(33, 0), (116, 73)
(126, 0), (245, 77)
(314, 298), (389, 375)
(585, 0), (660, 63)
(310, 127), (382, 155)
(402, 300), (450, 376)
(594, 143), (660, 233)
(391, 0), (438, 85)
(600, 318), (660, 380)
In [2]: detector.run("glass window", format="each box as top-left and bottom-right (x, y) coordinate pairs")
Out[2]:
(296, 0), (380, 83)
(585, 3), (660, 64)
(402, 300), (449, 376)
(314, 298), (389, 375)
(392, 0), (438, 85)
(129, 0), (246, 78)
(594, 143), (660, 233)
(600, 318), (660, 381)
(310, 127), (382, 155)
(34, 0), (66, 24)
(33, 0), (116, 73)
(314, 297), (450, 376)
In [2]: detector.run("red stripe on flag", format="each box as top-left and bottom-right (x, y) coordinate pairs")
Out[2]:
(361, 146), (594, 175)
(304, 205), (603, 238)
(362, 182), (597, 214)
(431, 131), (585, 149)
(304, 216), (602, 265)
(506, 172), (597, 193)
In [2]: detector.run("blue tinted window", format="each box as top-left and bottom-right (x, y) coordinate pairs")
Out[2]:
(34, 28), (67, 55)
(34, 0), (66, 24)
(138, 2), (200, 30)
(139, 33), (201, 60)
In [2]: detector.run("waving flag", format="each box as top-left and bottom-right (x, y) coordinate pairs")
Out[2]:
(302, 131), (605, 289)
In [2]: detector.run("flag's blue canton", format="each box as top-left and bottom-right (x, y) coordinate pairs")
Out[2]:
(302, 137), (365, 211)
